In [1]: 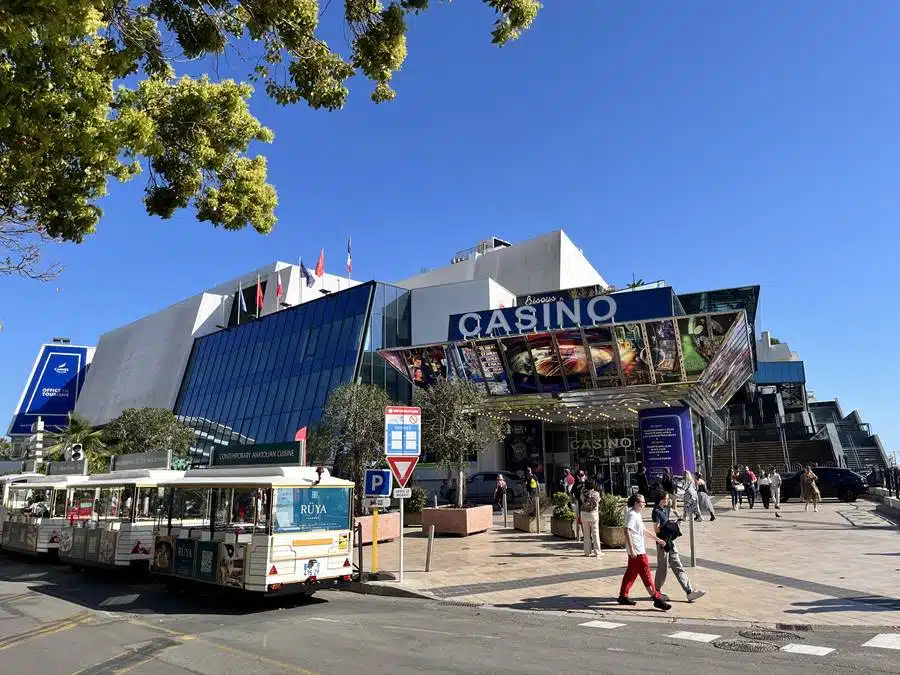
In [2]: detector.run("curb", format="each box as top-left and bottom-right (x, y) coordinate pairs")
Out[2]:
(339, 582), (900, 632)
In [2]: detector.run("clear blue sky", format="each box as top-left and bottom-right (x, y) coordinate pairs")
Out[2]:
(2, 2), (898, 456)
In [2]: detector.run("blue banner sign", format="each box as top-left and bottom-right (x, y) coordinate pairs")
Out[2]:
(273, 487), (352, 533)
(7, 344), (93, 436)
(448, 287), (678, 342)
(638, 407), (696, 481)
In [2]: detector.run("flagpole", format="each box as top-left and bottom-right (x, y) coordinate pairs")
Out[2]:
(236, 283), (241, 326)
(257, 273), (261, 319)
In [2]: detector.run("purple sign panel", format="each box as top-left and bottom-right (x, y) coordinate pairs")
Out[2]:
(638, 407), (696, 481)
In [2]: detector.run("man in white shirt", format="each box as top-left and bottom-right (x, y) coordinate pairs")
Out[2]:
(770, 467), (783, 518)
(618, 493), (672, 611)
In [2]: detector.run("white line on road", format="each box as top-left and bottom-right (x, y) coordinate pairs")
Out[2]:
(780, 644), (835, 656)
(668, 631), (721, 643)
(307, 617), (343, 623)
(579, 620), (626, 629)
(306, 617), (500, 639)
(862, 633), (900, 650)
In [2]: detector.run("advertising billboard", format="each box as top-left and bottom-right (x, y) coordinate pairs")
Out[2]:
(638, 407), (696, 481)
(8, 344), (94, 436)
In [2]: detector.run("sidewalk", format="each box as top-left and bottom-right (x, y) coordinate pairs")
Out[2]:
(350, 498), (900, 628)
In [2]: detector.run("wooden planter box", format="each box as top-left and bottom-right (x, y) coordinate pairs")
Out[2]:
(600, 525), (626, 548)
(355, 512), (400, 545)
(550, 517), (577, 539)
(421, 505), (492, 536)
(404, 510), (423, 527)
(513, 510), (541, 533)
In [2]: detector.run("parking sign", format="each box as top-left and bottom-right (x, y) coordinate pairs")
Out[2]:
(364, 469), (392, 497)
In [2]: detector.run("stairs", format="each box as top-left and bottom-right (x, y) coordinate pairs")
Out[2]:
(785, 439), (834, 471)
(710, 441), (786, 494)
(843, 446), (887, 473)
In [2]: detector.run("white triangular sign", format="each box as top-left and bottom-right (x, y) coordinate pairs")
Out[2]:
(387, 456), (419, 488)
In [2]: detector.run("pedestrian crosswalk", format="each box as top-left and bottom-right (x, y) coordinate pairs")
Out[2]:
(576, 621), (900, 658)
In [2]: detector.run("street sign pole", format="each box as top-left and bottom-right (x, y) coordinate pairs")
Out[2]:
(399, 498), (405, 583)
(372, 508), (379, 574)
(384, 405), (422, 586)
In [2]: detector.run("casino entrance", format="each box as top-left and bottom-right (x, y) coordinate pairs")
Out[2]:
(543, 422), (641, 496)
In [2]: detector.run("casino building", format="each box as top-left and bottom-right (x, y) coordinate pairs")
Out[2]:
(7, 230), (889, 492)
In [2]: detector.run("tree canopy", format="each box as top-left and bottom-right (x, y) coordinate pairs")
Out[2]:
(103, 407), (196, 459)
(1, 1), (541, 279)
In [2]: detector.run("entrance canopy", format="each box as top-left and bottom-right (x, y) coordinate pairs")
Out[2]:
(379, 301), (755, 431)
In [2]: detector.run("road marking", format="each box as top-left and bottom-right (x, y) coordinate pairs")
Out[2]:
(579, 620), (626, 629)
(668, 631), (721, 643)
(307, 617), (343, 623)
(307, 617), (499, 640)
(0, 612), (93, 652)
(780, 644), (834, 656)
(862, 633), (900, 650)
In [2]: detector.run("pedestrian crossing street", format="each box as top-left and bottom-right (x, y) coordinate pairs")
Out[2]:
(578, 619), (900, 657)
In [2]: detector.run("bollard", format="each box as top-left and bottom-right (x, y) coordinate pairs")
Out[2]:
(535, 493), (541, 534)
(502, 491), (508, 529)
(372, 508), (379, 575)
(425, 524), (435, 572)
(356, 522), (365, 582)
(688, 510), (696, 568)
(434, 494), (438, 508)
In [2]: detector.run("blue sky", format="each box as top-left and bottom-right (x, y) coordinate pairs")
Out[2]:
(2, 2), (898, 456)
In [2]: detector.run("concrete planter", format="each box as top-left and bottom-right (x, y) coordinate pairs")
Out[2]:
(600, 525), (626, 548)
(513, 511), (540, 533)
(550, 517), (577, 539)
(355, 512), (400, 545)
(421, 505), (492, 536)
(404, 510), (423, 527)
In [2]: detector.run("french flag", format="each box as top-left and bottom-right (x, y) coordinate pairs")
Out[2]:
(346, 236), (352, 276)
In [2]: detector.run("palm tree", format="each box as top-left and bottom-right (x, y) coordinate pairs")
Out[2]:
(43, 413), (111, 473)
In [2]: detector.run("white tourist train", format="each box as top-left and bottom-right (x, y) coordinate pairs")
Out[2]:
(151, 454), (355, 596)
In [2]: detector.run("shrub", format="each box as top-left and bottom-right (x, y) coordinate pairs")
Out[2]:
(551, 491), (575, 521)
(407, 485), (427, 513)
(598, 493), (627, 528)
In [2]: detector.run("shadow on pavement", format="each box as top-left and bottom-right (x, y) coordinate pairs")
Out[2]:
(0, 552), (327, 617)
(495, 594), (667, 613)
(786, 596), (900, 614)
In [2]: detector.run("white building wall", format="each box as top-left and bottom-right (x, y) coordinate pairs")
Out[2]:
(410, 279), (513, 345)
(395, 230), (607, 297)
(756, 330), (801, 362)
(75, 293), (222, 426)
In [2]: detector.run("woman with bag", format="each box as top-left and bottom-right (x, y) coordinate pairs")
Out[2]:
(579, 480), (602, 556)
(801, 466), (821, 512)
(730, 468), (744, 510)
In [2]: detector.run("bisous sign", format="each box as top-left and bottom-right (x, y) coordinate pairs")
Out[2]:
(448, 296), (618, 341)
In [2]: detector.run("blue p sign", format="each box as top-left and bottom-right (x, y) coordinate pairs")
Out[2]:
(364, 469), (392, 497)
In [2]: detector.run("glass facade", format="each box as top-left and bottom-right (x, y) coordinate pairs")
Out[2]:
(175, 282), (377, 462)
(358, 283), (412, 404)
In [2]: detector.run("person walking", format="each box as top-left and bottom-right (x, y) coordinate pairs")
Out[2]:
(579, 480), (602, 557)
(635, 462), (649, 498)
(801, 466), (820, 512)
(652, 493), (706, 603)
(770, 466), (782, 515)
(618, 494), (671, 611)
(758, 471), (772, 509)
(741, 466), (756, 509)
(681, 470), (702, 522)
(572, 471), (587, 541)
(661, 469), (676, 510)
(730, 468), (744, 510)
(493, 474), (507, 511)
(695, 471), (716, 521)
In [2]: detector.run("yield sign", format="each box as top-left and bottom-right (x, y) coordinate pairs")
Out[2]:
(387, 456), (419, 488)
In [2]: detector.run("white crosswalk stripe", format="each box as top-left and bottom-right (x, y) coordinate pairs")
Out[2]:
(862, 633), (900, 650)
(780, 644), (834, 656)
(579, 620), (626, 629)
(668, 631), (720, 643)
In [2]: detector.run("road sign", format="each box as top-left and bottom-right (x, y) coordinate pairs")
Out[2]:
(386, 456), (419, 488)
(385, 406), (421, 456)
(363, 497), (391, 509)
(364, 469), (392, 497)
(392, 487), (412, 499)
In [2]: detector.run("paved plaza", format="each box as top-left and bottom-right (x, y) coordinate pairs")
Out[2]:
(360, 498), (900, 628)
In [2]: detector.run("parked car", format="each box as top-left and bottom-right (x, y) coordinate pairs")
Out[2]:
(780, 467), (869, 503)
(458, 472), (526, 505)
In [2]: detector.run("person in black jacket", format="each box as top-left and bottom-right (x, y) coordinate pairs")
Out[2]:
(635, 462), (650, 498)
(652, 493), (705, 603)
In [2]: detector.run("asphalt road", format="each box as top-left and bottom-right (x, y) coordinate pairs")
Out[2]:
(0, 553), (898, 674)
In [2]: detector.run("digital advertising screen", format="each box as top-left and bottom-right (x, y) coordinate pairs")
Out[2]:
(677, 316), (709, 381)
(526, 333), (566, 393)
(502, 337), (539, 393)
(404, 346), (447, 387)
(473, 340), (512, 395)
(615, 324), (651, 385)
(646, 320), (682, 384)
(553, 330), (593, 391)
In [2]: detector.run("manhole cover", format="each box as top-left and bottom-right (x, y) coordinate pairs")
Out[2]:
(739, 629), (799, 642)
(713, 639), (779, 653)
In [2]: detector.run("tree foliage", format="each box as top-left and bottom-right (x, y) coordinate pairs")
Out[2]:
(1, 0), (540, 279)
(43, 412), (111, 474)
(103, 408), (196, 460)
(316, 382), (391, 515)
(415, 378), (508, 507)
(0, 436), (14, 460)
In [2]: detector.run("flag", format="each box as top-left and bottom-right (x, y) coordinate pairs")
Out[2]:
(256, 274), (264, 314)
(238, 284), (247, 312)
(314, 248), (325, 277)
(346, 236), (352, 276)
(276, 270), (284, 299)
(299, 258), (314, 287)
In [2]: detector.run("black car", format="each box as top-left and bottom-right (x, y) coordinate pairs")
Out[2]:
(781, 467), (868, 503)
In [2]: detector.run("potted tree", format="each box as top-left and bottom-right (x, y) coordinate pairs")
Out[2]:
(418, 379), (508, 536)
(598, 493), (627, 548)
(513, 492), (543, 532)
(315, 383), (399, 545)
(401, 485), (428, 527)
(549, 492), (577, 539)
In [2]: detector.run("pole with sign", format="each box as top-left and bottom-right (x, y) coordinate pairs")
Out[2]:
(364, 469), (392, 576)
(385, 406), (421, 584)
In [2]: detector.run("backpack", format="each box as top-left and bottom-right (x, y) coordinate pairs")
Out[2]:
(581, 490), (599, 513)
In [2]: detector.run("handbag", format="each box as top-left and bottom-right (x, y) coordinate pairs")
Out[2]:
(734, 484), (745, 492)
